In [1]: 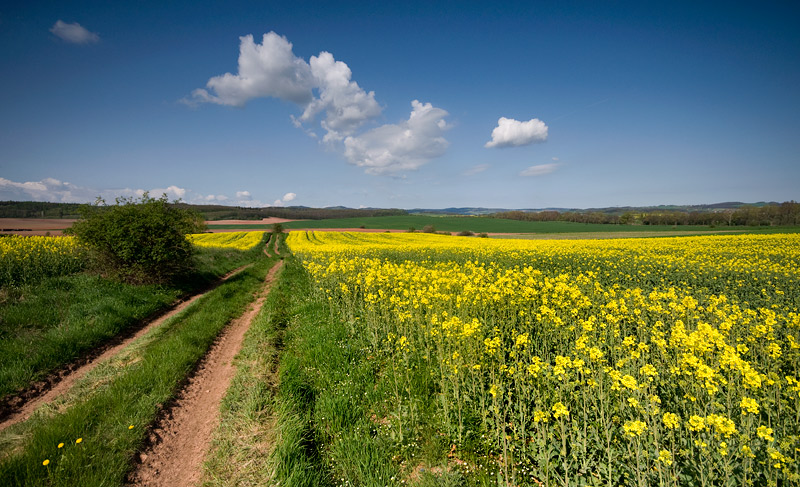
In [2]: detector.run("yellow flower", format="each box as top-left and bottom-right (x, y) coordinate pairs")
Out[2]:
(623, 420), (647, 437)
(620, 375), (638, 390)
(706, 414), (737, 437)
(43, 459), (50, 466)
(687, 415), (706, 432)
(662, 412), (680, 429)
(639, 364), (658, 377)
(740, 397), (759, 415)
(57, 442), (64, 448)
(533, 410), (550, 423)
(75, 438), (83, 444)
(489, 384), (498, 398)
(757, 425), (774, 442)
(657, 449), (672, 466)
(129, 424), (135, 430)
(552, 402), (570, 419)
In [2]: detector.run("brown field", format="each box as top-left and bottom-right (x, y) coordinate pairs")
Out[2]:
(0, 218), (77, 236)
(205, 217), (297, 225)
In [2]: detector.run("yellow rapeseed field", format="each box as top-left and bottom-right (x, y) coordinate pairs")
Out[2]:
(288, 231), (800, 486)
(0, 235), (86, 287)
(187, 231), (265, 251)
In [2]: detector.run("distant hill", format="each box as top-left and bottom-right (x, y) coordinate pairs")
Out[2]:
(410, 202), (773, 216)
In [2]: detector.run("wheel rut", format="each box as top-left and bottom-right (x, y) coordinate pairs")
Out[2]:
(0, 264), (253, 433)
(127, 260), (283, 487)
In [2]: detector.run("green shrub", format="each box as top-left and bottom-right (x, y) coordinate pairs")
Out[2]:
(67, 193), (205, 283)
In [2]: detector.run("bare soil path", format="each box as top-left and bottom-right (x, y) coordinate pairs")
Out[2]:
(0, 264), (252, 433)
(128, 260), (283, 487)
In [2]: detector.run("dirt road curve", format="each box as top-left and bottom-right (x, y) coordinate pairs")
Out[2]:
(128, 261), (283, 487)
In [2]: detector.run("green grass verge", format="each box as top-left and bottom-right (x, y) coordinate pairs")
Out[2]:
(210, 215), (800, 235)
(0, 236), (267, 402)
(0, 251), (277, 486)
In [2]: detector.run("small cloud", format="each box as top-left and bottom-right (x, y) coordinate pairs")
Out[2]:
(485, 117), (548, 148)
(272, 191), (297, 206)
(463, 164), (490, 176)
(152, 185), (187, 200)
(519, 163), (559, 177)
(50, 20), (100, 44)
(552, 157), (559, 161)
(343, 100), (450, 175)
(235, 190), (251, 199)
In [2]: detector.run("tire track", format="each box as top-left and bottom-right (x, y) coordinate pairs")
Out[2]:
(127, 260), (283, 486)
(0, 264), (252, 433)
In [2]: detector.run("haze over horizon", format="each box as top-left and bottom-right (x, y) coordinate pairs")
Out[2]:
(1, 1), (798, 209)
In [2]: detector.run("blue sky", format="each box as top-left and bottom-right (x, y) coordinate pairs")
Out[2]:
(1, 1), (798, 209)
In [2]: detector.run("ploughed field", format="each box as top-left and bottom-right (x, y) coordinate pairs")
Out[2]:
(287, 231), (800, 486)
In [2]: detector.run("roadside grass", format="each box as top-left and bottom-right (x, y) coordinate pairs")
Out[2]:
(209, 215), (800, 235)
(0, 250), (277, 486)
(0, 235), (267, 403)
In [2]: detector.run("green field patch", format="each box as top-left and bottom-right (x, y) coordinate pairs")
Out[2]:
(210, 215), (800, 235)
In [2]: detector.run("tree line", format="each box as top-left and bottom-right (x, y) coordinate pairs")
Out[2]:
(0, 201), (407, 221)
(491, 201), (800, 227)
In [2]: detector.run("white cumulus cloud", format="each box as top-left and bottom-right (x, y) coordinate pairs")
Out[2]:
(519, 163), (559, 177)
(235, 190), (251, 199)
(485, 117), (548, 148)
(190, 32), (314, 107)
(298, 52), (382, 142)
(343, 100), (449, 175)
(188, 32), (452, 174)
(50, 20), (100, 44)
(188, 32), (381, 143)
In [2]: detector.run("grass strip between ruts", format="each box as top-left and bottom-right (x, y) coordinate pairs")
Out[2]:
(0, 252), (276, 486)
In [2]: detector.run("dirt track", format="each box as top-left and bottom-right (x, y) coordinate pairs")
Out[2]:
(0, 264), (252, 433)
(128, 260), (283, 486)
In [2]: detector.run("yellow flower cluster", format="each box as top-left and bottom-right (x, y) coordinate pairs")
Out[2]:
(187, 231), (265, 250)
(287, 231), (800, 484)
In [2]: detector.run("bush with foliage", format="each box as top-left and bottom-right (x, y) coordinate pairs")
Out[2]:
(67, 193), (205, 283)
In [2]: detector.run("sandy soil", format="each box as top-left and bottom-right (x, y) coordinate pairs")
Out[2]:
(0, 264), (252, 433)
(128, 261), (283, 487)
